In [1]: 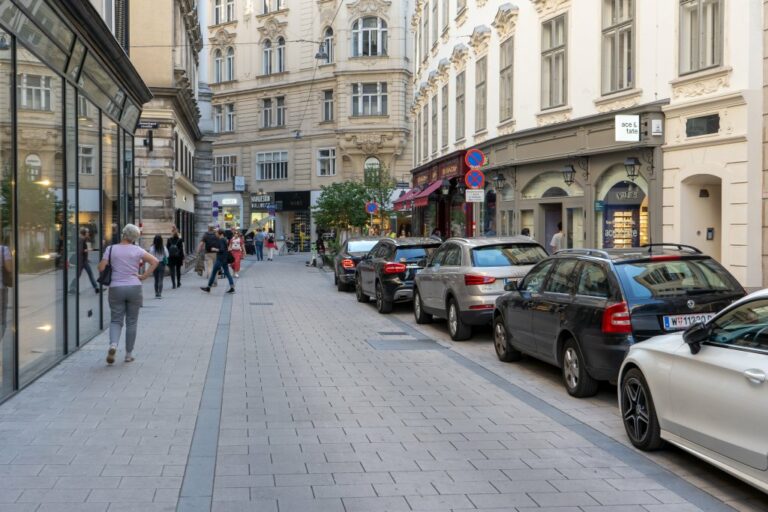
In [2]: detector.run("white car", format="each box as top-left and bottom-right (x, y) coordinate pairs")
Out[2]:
(618, 289), (768, 494)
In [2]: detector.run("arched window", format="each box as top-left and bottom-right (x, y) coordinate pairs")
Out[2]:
(262, 40), (272, 75)
(276, 37), (285, 72)
(226, 47), (235, 81)
(363, 156), (381, 180)
(213, 49), (223, 83)
(323, 27), (334, 64)
(351, 17), (387, 57)
(25, 154), (41, 180)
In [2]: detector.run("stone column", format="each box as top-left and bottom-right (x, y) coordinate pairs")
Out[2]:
(195, 135), (214, 245)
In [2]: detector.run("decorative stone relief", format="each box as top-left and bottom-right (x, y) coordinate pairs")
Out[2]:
(536, 109), (571, 127)
(244, 0), (253, 19)
(492, 3), (519, 39)
(469, 25), (491, 55)
(345, 132), (394, 155)
(531, 0), (570, 17)
(672, 69), (731, 99)
(450, 43), (469, 72)
(476, 0), (488, 6)
(210, 29), (236, 50)
(347, 0), (391, 18)
(436, 58), (451, 83)
(595, 95), (641, 113)
(257, 17), (287, 41)
(498, 120), (516, 136)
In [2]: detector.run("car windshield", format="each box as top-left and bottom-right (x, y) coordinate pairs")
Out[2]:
(395, 246), (437, 263)
(615, 258), (742, 300)
(471, 244), (548, 267)
(348, 241), (377, 253)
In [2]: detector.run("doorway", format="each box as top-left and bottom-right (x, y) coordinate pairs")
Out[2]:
(681, 175), (722, 261)
(542, 203), (562, 253)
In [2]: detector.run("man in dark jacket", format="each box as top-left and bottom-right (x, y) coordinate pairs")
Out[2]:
(68, 227), (99, 294)
(167, 225), (184, 288)
(200, 229), (235, 294)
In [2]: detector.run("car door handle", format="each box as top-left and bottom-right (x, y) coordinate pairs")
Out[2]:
(744, 369), (767, 384)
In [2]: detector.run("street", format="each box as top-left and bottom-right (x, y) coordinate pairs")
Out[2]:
(0, 255), (766, 512)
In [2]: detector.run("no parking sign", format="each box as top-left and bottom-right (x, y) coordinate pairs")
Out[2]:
(464, 169), (485, 190)
(365, 201), (379, 215)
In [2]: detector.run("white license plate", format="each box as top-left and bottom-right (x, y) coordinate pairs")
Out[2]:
(663, 313), (716, 331)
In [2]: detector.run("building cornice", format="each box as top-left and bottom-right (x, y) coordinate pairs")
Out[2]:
(492, 3), (519, 40)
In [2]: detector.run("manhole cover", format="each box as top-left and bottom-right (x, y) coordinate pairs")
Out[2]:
(367, 339), (445, 351)
(250, 302), (274, 306)
(378, 331), (408, 336)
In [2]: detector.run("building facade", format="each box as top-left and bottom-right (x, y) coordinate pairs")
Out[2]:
(205, 0), (412, 247)
(130, 0), (204, 251)
(0, 0), (151, 402)
(408, 0), (763, 289)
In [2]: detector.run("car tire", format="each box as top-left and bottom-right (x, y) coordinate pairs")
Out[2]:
(620, 368), (664, 451)
(447, 298), (472, 341)
(413, 290), (433, 324)
(337, 275), (348, 292)
(375, 281), (393, 314)
(355, 275), (368, 303)
(493, 315), (522, 362)
(561, 338), (599, 398)
(334, 272), (339, 286)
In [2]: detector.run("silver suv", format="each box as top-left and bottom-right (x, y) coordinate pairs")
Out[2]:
(414, 237), (548, 340)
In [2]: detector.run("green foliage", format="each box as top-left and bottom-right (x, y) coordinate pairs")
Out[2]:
(312, 181), (370, 233)
(363, 163), (396, 225)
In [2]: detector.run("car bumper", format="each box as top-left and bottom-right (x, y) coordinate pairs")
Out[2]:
(459, 308), (494, 326)
(382, 282), (414, 302)
(584, 337), (633, 381)
(338, 271), (356, 284)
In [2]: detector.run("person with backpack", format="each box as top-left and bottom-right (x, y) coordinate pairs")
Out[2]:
(198, 224), (219, 284)
(265, 229), (277, 261)
(228, 228), (244, 277)
(148, 235), (169, 299)
(167, 225), (184, 288)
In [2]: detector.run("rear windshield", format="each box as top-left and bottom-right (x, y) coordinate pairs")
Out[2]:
(348, 241), (377, 253)
(471, 244), (548, 267)
(395, 246), (438, 263)
(615, 258), (742, 300)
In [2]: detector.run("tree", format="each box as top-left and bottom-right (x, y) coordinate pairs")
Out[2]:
(363, 162), (396, 229)
(312, 181), (369, 237)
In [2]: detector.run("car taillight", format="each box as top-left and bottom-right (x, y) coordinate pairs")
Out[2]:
(464, 275), (496, 286)
(469, 304), (494, 310)
(341, 258), (355, 269)
(384, 262), (407, 274)
(602, 301), (632, 334)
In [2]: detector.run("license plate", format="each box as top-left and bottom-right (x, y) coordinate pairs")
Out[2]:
(663, 313), (716, 331)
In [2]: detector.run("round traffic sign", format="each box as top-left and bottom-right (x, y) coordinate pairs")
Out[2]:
(464, 169), (485, 190)
(365, 201), (379, 214)
(465, 148), (486, 168)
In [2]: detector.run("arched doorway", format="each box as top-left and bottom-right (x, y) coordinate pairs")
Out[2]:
(681, 174), (722, 260)
(595, 165), (649, 249)
(520, 172), (584, 250)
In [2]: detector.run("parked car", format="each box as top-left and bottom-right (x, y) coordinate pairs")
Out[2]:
(355, 238), (441, 314)
(493, 244), (746, 397)
(414, 237), (548, 341)
(333, 238), (380, 292)
(618, 290), (768, 493)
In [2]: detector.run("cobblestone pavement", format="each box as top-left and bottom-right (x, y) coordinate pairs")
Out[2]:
(0, 255), (766, 512)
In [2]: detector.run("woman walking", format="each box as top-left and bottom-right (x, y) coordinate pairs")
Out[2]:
(98, 224), (158, 365)
(167, 225), (184, 288)
(265, 229), (278, 261)
(148, 234), (168, 298)
(228, 228), (244, 277)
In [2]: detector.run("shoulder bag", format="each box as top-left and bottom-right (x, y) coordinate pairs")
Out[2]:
(97, 246), (113, 286)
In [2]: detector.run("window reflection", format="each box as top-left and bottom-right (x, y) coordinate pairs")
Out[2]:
(0, 28), (13, 397)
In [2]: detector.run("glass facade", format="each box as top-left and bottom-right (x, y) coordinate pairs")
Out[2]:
(0, 3), (145, 402)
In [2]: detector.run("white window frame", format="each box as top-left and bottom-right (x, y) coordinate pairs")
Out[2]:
(276, 37), (286, 72)
(442, 0), (449, 30)
(225, 103), (235, 132)
(276, 96), (286, 126)
(213, 0), (222, 24)
(103, 0), (115, 32)
(541, 14), (567, 109)
(431, 0), (438, 45)
(499, 37), (514, 121)
(351, 82), (388, 116)
(421, 11), (429, 61)
(213, 105), (223, 133)
(351, 17), (388, 57)
(263, 0), (284, 13)
(213, 155), (238, 182)
(602, 0), (634, 94)
(226, 47), (235, 81)
(317, 148), (337, 177)
(213, 49), (223, 83)
(17, 74), (52, 111)
(226, 0), (235, 22)
(421, 104), (428, 159)
(441, 83), (448, 148)
(455, 71), (465, 141)
(263, 40), (272, 75)
(475, 56), (487, 132)
(256, 151), (288, 181)
(78, 145), (95, 175)
(415, 113), (421, 163)
(430, 95), (438, 155)
(679, 0), (723, 75)
(322, 90), (334, 121)
(262, 98), (273, 128)
(323, 27), (334, 64)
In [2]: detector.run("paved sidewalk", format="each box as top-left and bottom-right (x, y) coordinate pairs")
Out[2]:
(0, 255), (744, 511)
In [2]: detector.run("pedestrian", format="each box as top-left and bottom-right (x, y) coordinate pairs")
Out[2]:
(0, 237), (10, 342)
(254, 228), (265, 261)
(148, 234), (168, 298)
(198, 224), (219, 284)
(68, 227), (99, 294)
(265, 229), (277, 261)
(98, 224), (158, 365)
(430, 228), (443, 242)
(550, 222), (564, 254)
(228, 228), (244, 277)
(520, 227), (535, 241)
(200, 229), (235, 294)
(167, 225), (184, 288)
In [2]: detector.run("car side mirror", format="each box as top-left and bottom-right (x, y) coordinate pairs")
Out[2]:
(683, 322), (710, 354)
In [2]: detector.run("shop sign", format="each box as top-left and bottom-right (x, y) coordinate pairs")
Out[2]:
(275, 191), (310, 211)
(465, 189), (485, 202)
(615, 115), (640, 142)
(221, 198), (239, 206)
(138, 121), (159, 129)
(234, 176), (245, 192)
(605, 182), (645, 205)
(250, 193), (273, 210)
(594, 200), (604, 212)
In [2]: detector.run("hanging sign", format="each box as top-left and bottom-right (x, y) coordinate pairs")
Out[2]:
(464, 169), (485, 190)
(465, 148), (487, 168)
(465, 189), (485, 203)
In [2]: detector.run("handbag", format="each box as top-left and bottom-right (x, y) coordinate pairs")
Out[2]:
(97, 246), (112, 286)
(226, 252), (235, 265)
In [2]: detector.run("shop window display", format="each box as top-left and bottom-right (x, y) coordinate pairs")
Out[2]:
(595, 165), (649, 249)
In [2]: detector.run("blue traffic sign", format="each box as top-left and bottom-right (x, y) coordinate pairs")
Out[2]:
(365, 202), (379, 214)
(465, 169), (485, 189)
(465, 148), (486, 168)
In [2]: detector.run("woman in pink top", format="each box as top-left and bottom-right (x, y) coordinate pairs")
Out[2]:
(98, 224), (158, 365)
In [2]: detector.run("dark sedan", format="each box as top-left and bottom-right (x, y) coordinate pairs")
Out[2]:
(333, 238), (380, 292)
(355, 237), (441, 314)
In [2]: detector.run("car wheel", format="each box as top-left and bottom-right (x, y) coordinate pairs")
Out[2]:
(337, 274), (348, 292)
(493, 315), (521, 362)
(375, 281), (393, 314)
(561, 338), (599, 397)
(414, 290), (433, 324)
(447, 298), (472, 341)
(621, 368), (663, 451)
(355, 275), (368, 303)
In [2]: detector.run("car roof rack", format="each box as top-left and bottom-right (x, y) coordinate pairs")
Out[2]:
(641, 243), (702, 254)
(555, 248), (612, 259)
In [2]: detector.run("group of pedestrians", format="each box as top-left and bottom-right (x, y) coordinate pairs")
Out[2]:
(145, 225), (186, 298)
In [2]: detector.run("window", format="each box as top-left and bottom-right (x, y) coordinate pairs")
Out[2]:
(213, 105), (223, 133)
(323, 90), (334, 121)
(415, 114), (421, 162)
(475, 56), (487, 132)
(352, 17), (388, 57)
(458, 0), (466, 13)
(225, 103), (235, 132)
(276, 96), (286, 126)
(262, 0), (284, 14)
(542, 14), (567, 109)
(213, 50), (223, 82)
(17, 74), (52, 111)
(24, 154), (41, 180)
(78, 146), (95, 175)
(442, 0), (449, 30)
(276, 37), (285, 72)
(680, 0), (723, 74)
(521, 260), (554, 293)
(323, 28), (334, 64)
(442, 245), (462, 266)
(544, 259), (579, 294)
(441, 84), (448, 148)
(103, 0), (115, 32)
(226, 47), (235, 81)
(352, 82), (388, 116)
(576, 262), (610, 298)
(431, 0), (438, 45)
(471, 244), (548, 267)
(709, 299), (768, 352)
(213, 155), (238, 182)
(256, 151), (288, 181)
(602, 0), (633, 93)
(317, 148), (336, 176)
(500, 37), (514, 121)
(455, 71), (465, 140)
(421, 105), (428, 159)
(422, 10), (429, 59)
(262, 98), (273, 128)
(263, 40), (272, 75)
(430, 95), (438, 154)
(686, 114), (720, 137)
(226, 0), (235, 21)
(614, 259), (742, 300)
(213, 0), (222, 24)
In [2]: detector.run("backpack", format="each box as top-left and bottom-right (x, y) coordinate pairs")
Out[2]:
(168, 239), (181, 258)
(267, 234), (275, 244)
(203, 232), (217, 252)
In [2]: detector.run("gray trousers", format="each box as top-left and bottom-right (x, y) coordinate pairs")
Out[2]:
(108, 285), (143, 353)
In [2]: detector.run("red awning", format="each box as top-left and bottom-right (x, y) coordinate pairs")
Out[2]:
(412, 180), (443, 208)
(392, 188), (419, 211)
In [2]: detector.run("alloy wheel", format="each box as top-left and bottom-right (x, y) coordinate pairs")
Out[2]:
(494, 321), (506, 357)
(563, 347), (579, 390)
(622, 377), (651, 444)
(376, 284), (383, 309)
(414, 293), (421, 317)
(448, 303), (458, 336)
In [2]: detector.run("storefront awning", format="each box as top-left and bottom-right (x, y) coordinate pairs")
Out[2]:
(412, 180), (444, 208)
(392, 188), (419, 211)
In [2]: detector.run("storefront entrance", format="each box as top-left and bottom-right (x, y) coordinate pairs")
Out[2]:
(681, 175), (722, 261)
